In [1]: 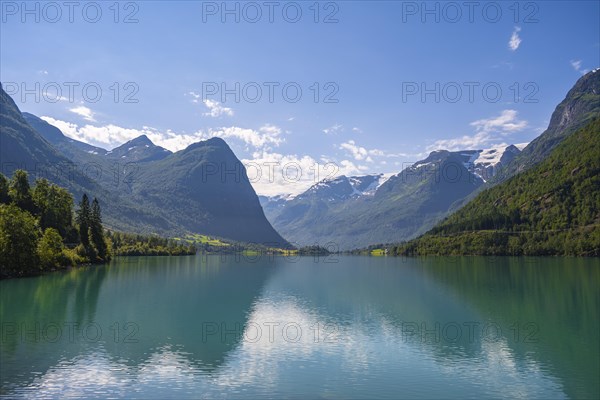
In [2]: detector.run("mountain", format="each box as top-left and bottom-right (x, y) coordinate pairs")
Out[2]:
(1, 84), (288, 246)
(263, 146), (523, 250)
(1, 89), (71, 176)
(300, 173), (393, 201)
(22, 112), (108, 158)
(496, 69), (600, 180)
(259, 194), (295, 220)
(22, 113), (171, 163)
(263, 72), (599, 251)
(127, 137), (288, 244)
(260, 174), (393, 221)
(393, 118), (600, 256)
(105, 135), (171, 162)
(469, 143), (524, 181)
(1, 85), (173, 234)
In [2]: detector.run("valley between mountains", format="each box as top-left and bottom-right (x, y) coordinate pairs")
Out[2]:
(1, 70), (599, 254)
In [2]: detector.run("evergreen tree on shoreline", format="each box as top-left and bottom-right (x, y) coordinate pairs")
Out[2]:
(76, 194), (91, 248)
(8, 170), (34, 213)
(90, 198), (107, 260)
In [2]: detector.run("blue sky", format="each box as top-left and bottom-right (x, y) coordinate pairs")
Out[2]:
(1, 1), (598, 195)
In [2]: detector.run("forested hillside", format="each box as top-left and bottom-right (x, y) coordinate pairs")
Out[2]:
(0, 170), (110, 278)
(392, 119), (600, 256)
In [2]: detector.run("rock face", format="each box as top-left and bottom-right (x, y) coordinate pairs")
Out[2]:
(1, 84), (289, 247)
(496, 69), (600, 180)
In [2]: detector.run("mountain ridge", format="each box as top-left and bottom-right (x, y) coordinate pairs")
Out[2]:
(495, 69), (600, 181)
(391, 118), (600, 256)
(261, 144), (522, 250)
(1, 84), (289, 247)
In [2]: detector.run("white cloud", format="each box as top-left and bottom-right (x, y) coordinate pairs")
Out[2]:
(40, 117), (284, 153)
(570, 59), (590, 75)
(69, 106), (96, 122)
(208, 124), (283, 150)
(42, 91), (68, 102)
(43, 116), (161, 148)
(41, 117), (79, 137)
(243, 150), (367, 196)
(323, 123), (343, 135)
(508, 26), (521, 51)
(470, 109), (527, 134)
(352, 127), (362, 133)
(339, 140), (387, 163)
(187, 91), (201, 103)
(427, 132), (494, 152)
(339, 140), (411, 162)
(38, 117), (381, 196)
(427, 110), (528, 152)
(203, 99), (234, 117)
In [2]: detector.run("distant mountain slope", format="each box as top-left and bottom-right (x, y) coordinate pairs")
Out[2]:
(1, 86), (174, 234)
(496, 69), (600, 180)
(393, 119), (600, 256)
(22, 112), (108, 158)
(1, 84), (288, 246)
(22, 113), (171, 163)
(1, 88), (71, 174)
(267, 152), (485, 250)
(105, 135), (171, 162)
(262, 144), (520, 250)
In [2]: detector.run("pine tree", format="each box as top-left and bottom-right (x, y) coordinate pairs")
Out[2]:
(90, 198), (107, 260)
(33, 179), (74, 237)
(0, 173), (9, 204)
(8, 170), (34, 213)
(32, 178), (50, 221)
(76, 194), (91, 248)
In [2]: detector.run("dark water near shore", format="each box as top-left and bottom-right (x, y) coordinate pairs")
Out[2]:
(1, 255), (598, 399)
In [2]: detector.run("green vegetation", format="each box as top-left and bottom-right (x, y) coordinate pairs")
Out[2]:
(391, 119), (600, 256)
(175, 233), (231, 252)
(175, 233), (298, 256)
(0, 170), (111, 278)
(0, 170), (204, 278)
(369, 249), (387, 256)
(297, 245), (332, 256)
(496, 69), (600, 181)
(108, 231), (196, 256)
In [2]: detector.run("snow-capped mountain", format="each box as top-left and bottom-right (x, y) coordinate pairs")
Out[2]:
(260, 143), (526, 250)
(259, 173), (394, 213)
(468, 144), (525, 181)
(297, 173), (394, 202)
(258, 193), (296, 217)
(410, 144), (525, 183)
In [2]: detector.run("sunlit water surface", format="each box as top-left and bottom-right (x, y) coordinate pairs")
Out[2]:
(1, 255), (598, 399)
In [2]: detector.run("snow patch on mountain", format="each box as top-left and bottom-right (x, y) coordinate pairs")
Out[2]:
(474, 145), (508, 166)
(515, 143), (529, 151)
(361, 173), (395, 195)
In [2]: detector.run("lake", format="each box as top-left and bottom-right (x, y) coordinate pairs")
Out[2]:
(1, 255), (598, 399)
